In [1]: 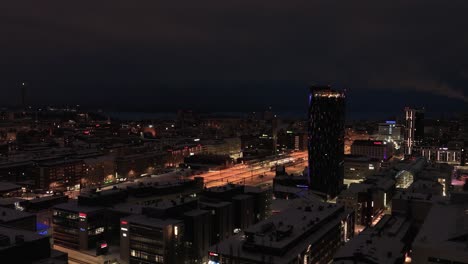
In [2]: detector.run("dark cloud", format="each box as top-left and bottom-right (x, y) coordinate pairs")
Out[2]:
(0, 0), (467, 113)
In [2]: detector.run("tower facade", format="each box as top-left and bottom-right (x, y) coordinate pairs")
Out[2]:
(307, 86), (345, 199)
(404, 107), (425, 155)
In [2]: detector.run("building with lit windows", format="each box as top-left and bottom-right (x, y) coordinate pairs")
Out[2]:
(120, 215), (184, 264)
(208, 200), (354, 264)
(378, 121), (403, 141)
(344, 155), (381, 181)
(404, 107), (425, 155)
(34, 159), (84, 192)
(308, 86), (346, 199)
(351, 140), (394, 161)
(333, 215), (413, 264)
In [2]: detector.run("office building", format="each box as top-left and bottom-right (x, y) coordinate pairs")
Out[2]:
(351, 140), (394, 161)
(308, 86), (346, 199)
(120, 215), (184, 264)
(344, 155), (381, 181)
(404, 107), (425, 155)
(378, 121), (403, 141)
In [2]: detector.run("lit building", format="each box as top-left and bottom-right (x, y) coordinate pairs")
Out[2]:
(378, 121), (403, 141)
(120, 215), (184, 264)
(337, 176), (394, 227)
(52, 189), (129, 252)
(351, 140), (394, 161)
(208, 200), (354, 264)
(308, 86), (346, 199)
(115, 151), (166, 180)
(419, 146), (463, 165)
(344, 155), (381, 181)
(34, 159), (84, 192)
(201, 137), (242, 159)
(333, 215), (412, 264)
(404, 107), (425, 155)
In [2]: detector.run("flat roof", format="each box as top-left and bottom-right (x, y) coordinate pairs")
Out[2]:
(0, 182), (21, 193)
(123, 214), (182, 228)
(184, 209), (209, 217)
(211, 200), (348, 263)
(0, 225), (45, 250)
(412, 203), (468, 259)
(54, 201), (105, 214)
(334, 215), (411, 263)
(0, 207), (34, 222)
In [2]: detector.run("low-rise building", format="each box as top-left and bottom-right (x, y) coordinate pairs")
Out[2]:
(0, 225), (68, 263)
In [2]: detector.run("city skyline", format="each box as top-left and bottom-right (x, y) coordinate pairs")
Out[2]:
(1, 1), (468, 113)
(0, 1), (468, 264)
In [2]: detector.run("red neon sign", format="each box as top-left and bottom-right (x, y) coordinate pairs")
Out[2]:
(79, 213), (87, 218)
(373, 142), (382, 145)
(121, 220), (128, 225)
(101, 243), (108, 248)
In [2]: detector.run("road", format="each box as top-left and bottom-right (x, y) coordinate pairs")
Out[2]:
(192, 151), (308, 188)
(95, 151), (308, 191)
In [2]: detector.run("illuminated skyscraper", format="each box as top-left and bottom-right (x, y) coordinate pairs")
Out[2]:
(308, 86), (345, 199)
(404, 107), (425, 155)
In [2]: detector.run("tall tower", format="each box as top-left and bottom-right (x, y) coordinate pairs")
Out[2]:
(20, 82), (27, 109)
(308, 86), (346, 199)
(404, 107), (425, 155)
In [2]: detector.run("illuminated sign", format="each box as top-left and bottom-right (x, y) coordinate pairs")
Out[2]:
(209, 252), (219, 257)
(121, 220), (128, 225)
(385, 121), (396, 124)
(79, 213), (87, 219)
(100, 243), (108, 249)
(121, 227), (128, 231)
(296, 184), (309, 189)
(373, 142), (382, 145)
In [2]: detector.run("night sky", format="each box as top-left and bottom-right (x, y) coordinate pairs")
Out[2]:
(1, 1), (467, 116)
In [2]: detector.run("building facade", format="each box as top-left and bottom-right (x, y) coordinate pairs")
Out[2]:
(308, 86), (346, 199)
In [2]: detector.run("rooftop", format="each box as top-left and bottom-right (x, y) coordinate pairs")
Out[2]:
(333, 215), (411, 264)
(0, 225), (46, 250)
(54, 201), (105, 214)
(0, 207), (33, 222)
(0, 182), (21, 193)
(211, 200), (349, 264)
(123, 214), (182, 228)
(412, 203), (468, 261)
